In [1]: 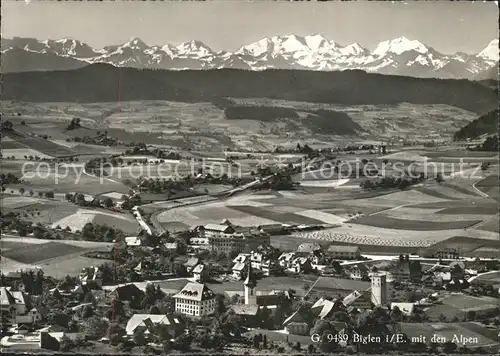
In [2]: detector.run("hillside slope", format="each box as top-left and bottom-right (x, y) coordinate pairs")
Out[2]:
(454, 109), (499, 140)
(2, 65), (498, 114)
(1, 48), (87, 73)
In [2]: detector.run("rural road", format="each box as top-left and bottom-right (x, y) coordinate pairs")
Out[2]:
(467, 270), (500, 283)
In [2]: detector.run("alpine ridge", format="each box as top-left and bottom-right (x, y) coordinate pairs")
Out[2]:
(1, 35), (498, 79)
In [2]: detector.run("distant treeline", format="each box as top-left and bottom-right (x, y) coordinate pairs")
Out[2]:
(222, 104), (363, 135)
(454, 109), (499, 141)
(225, 106), (299, 121)
(3, 64), (497, 114)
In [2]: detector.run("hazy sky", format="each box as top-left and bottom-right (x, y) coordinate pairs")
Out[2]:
(2, 1), (498, 54)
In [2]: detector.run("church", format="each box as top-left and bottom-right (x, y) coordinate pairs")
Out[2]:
(231, 261), (285, 328)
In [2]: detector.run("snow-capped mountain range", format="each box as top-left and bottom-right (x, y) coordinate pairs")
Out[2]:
(1, 35), (498, 79)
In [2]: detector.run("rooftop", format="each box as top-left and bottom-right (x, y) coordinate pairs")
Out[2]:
(173, 282), (215, 302)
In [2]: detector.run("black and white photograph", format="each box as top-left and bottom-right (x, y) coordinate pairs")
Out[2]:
(0, 0), (499, 355)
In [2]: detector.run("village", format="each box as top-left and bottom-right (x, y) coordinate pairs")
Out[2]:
(2, 217), (500, 354)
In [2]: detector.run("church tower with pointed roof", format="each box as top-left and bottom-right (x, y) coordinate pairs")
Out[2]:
(244, 260), (257, 305)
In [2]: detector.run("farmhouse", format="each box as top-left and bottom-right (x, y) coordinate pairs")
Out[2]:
(1, 287), (42, 325)
(391, 302), (415, 316)
(232, 262), (246, 280)
(420, 246), (459, 259)
(184, 257), (200, 274)
(296, 243), (322, 254)
(257, 224), (285, 235)
(348, 264), (369, 280)
(283, 309), (310, 335)
(79, 266), (102, 287)
(343, 290), (372, 310)
(312, 297), (338, 320)
(173, 282), (216, 317)
(192, 263), (208, 283)
(109, 284), (145, 305)
(125, 314), (183, 336)
(327, 245), (361, 260)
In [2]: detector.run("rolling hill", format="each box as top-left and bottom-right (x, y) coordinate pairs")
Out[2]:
(2, 65), (498, 114)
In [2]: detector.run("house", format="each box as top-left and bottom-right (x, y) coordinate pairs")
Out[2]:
(232, 262), (246, 280)
(125, 314), (183, 337)
(164, 242), (178, 251)
(342, 290), (372, 310)
(312, 297), (338, 320)
(125, 236), (141, 246)
(260, 259), (279, 276)
(289, 257), (313, 274)
(231, 305), (260, 327)
(232, 253), (249, 264)
(327, 245), (361, 260)
(283, 309), (309, 335)
(348, 264), (369, 280)
(391, 302), (415, 316)
(257, 224), (285, 235)
(184, 257), (200, 274)
(1, 287), (29, 325)
(79, 266), (102, 287)
(420, 246), (459, 259)
(192, 264), (207, 283)
(449, 261), (466, 280)
(109, 284), (145, 305)
(173, 282), (216, 317)
(391, 257), (422, 283)
(297, 243), (322, 254)
(278, 252), (295, 268)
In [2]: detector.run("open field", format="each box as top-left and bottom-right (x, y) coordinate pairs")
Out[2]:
(51, 208), (140, 234)
(3, 100), (480, 152)
(1, 236), (113, 277)
(475, 174), (500, 200)
(352, 215), (481, 230)
(1, 241), (86, 264)
(19, 163), (130, 195)
(398, 322), (499, 349)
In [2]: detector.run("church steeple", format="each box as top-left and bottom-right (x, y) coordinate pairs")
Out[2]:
(244, 260), (257, 305)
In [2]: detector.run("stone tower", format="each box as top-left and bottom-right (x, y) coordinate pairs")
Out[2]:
(244, 261), (257, 305)
(371, 273), (387, 307)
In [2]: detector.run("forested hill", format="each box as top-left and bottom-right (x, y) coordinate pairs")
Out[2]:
(2, 64), (498, 114)
(454, 109), (499, 141)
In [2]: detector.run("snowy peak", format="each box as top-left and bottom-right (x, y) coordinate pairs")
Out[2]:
(339, 43), (367, 56)
(176, 40), (214, 57)
(121, 38), (149, 50)
(1, 35), (497, 80)
(374, 36), (428, 56)
(478, 39), (499, 61)
(237, 37), (273, 57)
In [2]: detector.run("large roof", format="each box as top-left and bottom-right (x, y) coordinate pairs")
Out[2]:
(173, 282), (215, 302)
(297, 243), (322, 253)
(126, 314), (182, 335)
(0, 287), (25, 306)
(204, 224), (233, 232)
(232, 304), (259, 316)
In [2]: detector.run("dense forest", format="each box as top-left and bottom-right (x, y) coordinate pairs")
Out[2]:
(3, 64), (497, 114)
(454, 109), (499, 141)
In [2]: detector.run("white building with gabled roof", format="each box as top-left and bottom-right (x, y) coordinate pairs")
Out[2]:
(173, 282), (216, 317)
